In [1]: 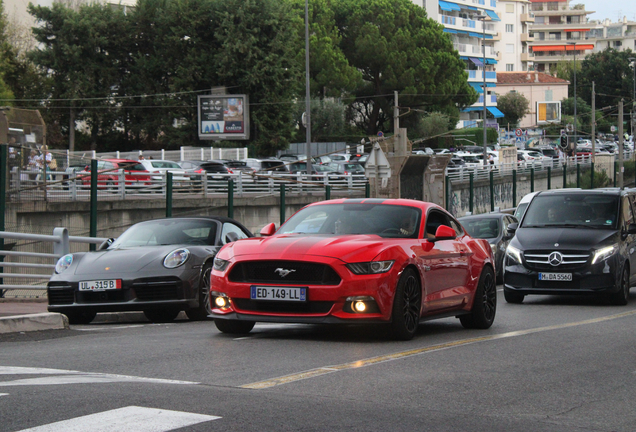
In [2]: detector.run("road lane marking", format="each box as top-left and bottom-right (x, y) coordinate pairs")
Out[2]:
(74, 325), (146, 331)
(0, 366), (199, 387)
(15, 406), (220, 432)
(241, 309), (636, 389)
(0, 393), (8, 397)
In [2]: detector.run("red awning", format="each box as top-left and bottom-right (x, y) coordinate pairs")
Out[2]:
(531, 44), (594, 52)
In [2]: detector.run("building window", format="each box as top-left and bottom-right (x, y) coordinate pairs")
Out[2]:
(549, 32), (562, 41)
(506, 44), (514, 53)
(547, 2), (558, 10)
(536, 32), (545, 40)
(506, 3), (514, 12)
(614, 40), (622, 47)
(506, 64), (514, 71)
(535, 16), (544, 24)
(506, 24), (514, 33)
(532, 3), (543, 11)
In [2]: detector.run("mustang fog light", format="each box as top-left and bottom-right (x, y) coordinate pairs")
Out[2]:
(55, 254), (73, 274)
(163, 248), (190, 269)
(345, 296), (379, 314)
(211, 291), (230, 309)
(215, 296), (228, 308)
(591, 244), (617, 264)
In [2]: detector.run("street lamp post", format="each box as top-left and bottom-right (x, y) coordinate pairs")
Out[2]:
(477, 15), (488, 166)
(566, 42), (577, 149)
(305, 0), (312, 174)
(629, 57), (635, 141)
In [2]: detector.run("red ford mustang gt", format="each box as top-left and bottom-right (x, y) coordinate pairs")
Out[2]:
(210, 198), (496, 340)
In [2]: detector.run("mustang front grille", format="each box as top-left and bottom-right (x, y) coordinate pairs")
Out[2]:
(229, 261), (341, 285)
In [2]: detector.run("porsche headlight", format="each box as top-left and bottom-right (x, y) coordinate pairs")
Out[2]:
(163, 248), (190, 269)
(55, 254), (73, 274)
(591, 244), (617, 264)
(490, 243), (497, 253)
(346, 260), (394, 275)
(506, 245), (523, 265)
(213, 256), (230, 272)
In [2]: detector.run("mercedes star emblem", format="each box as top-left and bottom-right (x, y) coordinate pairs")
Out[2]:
(548, 251), (563, 266)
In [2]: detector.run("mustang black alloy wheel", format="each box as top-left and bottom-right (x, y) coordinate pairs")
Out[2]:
(460, 266), (496, 329)
(389, 268), (422, 341)
(186, 263), (213, 321)
(608, 265), (630, 306)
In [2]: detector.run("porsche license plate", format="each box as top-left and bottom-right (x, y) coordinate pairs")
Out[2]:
(538, 273), (572, 281)
(79, 279), (122, 291)
(250, 286), (307, 302)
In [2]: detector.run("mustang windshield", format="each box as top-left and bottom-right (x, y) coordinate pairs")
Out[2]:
(110, 219), (218, 248)
(521, 194), (619, 229)
(280, 203), (421, 238)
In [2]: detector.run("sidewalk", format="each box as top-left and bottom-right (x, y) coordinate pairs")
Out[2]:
(0, 299), (49, 318)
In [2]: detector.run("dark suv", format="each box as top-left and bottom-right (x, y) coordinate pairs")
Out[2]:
(503, 188), (636, 305)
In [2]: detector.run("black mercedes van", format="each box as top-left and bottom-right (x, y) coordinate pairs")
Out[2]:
(503, 188), (636, 305)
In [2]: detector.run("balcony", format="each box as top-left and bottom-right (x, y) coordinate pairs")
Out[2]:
(521, 52), (535, 61)
(520, 13), (535, 23)
(521, 33), (535, 42)
(467, 70), (497, 83)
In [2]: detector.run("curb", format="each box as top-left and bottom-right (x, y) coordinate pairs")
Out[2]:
(0, 312), (69, 334)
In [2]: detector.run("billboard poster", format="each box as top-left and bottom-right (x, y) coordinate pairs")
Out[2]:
(537, 101), (561, 124)
(198, 95), (250, 140)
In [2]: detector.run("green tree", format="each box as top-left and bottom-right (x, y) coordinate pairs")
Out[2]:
(496, 91), (529, 128)
(332, 0), (477, 135)
(561, 96), (592, 135)
(578, 48), (635, 113)
(409, 111), (450, 142)
(0, 0), (15, 103)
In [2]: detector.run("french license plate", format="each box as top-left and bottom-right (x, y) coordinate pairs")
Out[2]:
(250, 286), (307, 302)
(538, 273), (572, 281)
(79, 279), (122, 291)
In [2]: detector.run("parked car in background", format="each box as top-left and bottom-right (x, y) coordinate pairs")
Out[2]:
(81, 159), (151, 190)
(210, 198), (497, 340)
(349, 153), (369, 166)
(447, 157), (466, 168)
(412, 147), (434, 155)
(329, 153), (351, 162)
(48, 216), (253, 324)
(326, 161), (366, 175)
(503, 188), (636, 305)
(223, 160), (253, 174)
(279, 154), (308, 162)
(138, 159), (191, 187)
(288, 162), (341, 181)
(513, 191), (539, 221)
(313, 155), (332, 165)
(243, 158), (289, 175)
(459, 213), (518, 283)
(178, 160), (233, 180)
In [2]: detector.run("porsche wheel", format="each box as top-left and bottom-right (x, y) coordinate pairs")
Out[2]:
(389, 268), (421, 341)
(143, 309), (180, 323)
(460, 267), (496, 329)
(608, 265), (630, 306)
(65, 311), (96, 325)
(214, 319), (255, 334)
(186, 263), (213, 321)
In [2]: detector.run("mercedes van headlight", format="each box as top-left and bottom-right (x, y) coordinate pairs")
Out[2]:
(506, 245), (523, 265)
(591, 244), (617, 265)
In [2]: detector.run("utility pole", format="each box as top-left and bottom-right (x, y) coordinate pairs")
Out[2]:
(394, 91), (399, 138)
(591, 81), (595, 163)
(619, 99), (624, 189)
(304, 0), (312, 174)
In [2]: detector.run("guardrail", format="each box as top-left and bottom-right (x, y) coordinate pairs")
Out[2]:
(0, 228), (107, 297)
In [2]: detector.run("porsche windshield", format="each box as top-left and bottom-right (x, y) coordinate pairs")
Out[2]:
(521, 194), (619, 229)
(280, 203), (421, 238)
(109, 219), (218, 248)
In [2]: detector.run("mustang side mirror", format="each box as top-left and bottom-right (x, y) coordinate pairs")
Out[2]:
(225, 231), (240, 244)
(98, 238), (115, 250)
(260, 223), (277, 237)
(507, 223), (518, 235)
(434, 225), (456, 241)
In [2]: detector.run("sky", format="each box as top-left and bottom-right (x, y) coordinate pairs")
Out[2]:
(580, 0), (636, 22)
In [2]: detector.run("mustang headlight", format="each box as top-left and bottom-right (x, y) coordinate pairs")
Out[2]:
(591, 244), (617, 265)
(506, 245), (523, 265)
(55, 254), (73, 274)
(213, 256), (230, 272)
(163, 248), (190, 269)
(346, 260), (394, 275)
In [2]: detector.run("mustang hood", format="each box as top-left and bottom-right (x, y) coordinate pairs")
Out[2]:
(72, 246), (189, 275)
(226, 234), (390, 262)
(515, 228), (619, 250)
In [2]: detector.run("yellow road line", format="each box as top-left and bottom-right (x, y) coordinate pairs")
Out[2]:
(240, 309), (636, 389)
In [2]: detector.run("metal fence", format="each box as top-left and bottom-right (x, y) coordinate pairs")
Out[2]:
(0, 228), (107, 299)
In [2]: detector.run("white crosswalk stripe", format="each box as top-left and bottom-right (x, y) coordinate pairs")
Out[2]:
(15, 406), (221, 432)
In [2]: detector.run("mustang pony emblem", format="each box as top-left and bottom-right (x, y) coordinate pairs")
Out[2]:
(275, 268), (296, 278)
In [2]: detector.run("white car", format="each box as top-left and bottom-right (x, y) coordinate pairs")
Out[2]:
(454, 152), (484, 169)
(139, 159), (191, 186)
(518, 150), (552, 165)
(329, 153), (351, 162)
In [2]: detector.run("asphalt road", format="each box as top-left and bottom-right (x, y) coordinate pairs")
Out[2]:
(2, 288), (636, 432)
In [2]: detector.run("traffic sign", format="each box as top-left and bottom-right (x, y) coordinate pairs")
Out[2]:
(515, 129), (523, 137)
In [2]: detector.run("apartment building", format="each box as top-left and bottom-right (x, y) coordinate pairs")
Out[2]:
(495, 0), (534, 72)
(589, 17), (636, 53)
(528, 0), (596, 73)
(413, 0), (504, 128)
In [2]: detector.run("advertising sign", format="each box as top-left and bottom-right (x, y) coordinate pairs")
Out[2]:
(198, 95), (250, 140)
(536, 101), (561, 124)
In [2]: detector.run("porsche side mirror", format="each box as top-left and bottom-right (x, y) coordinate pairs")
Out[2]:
(98, 238), (115, 250)
(260, 223), (276, 237)
(225, 231), (240, 244)
(434, 225), (456, 241)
